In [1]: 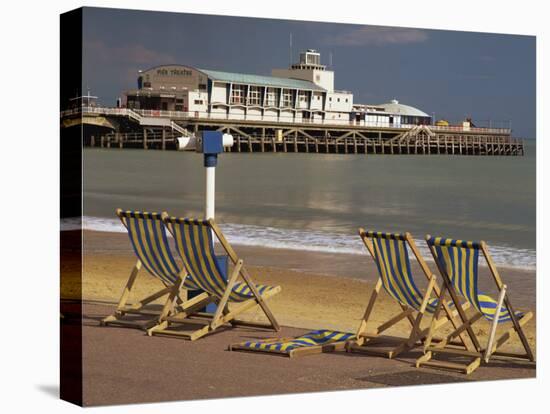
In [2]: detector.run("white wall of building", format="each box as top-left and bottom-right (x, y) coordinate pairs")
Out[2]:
(296, 90), (309, 109)
(247, 108), (263, 121)
(187, 91), (208, 115)
(210, 83), (227, 103)
(228, 107), (246, 120)
(325, 111), (349, 124)
(310, 92), (324, 110)
(312, 112), (324, 124)
(280, 109), (294, 123)
(264, 108), (278, 123)
(326, 91), (353, 112)
(210, 105), (227, 119)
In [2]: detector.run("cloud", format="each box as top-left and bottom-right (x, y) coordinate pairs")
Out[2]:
(83, 40), (179, 87)
(84, 40), (177, 66)
(324, 26), (429, 46)
(83, 39), (177, 91)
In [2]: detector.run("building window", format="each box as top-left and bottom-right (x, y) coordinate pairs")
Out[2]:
(337, 98), (340, 102)
(231, 85), (246, 104)
(282, 89), (293, 107)
(199, 83), (207, 91)
(298, 91), (308, 103)
(266, 88), (277, 106)
(248, 86), (261, 105)
(345, 98), (348, 103)
(194, 99), (203, 105)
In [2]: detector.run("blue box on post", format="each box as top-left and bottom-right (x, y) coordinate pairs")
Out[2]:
(198, 131), (224, 154)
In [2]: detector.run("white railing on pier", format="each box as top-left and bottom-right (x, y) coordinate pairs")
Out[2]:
(169, 121), (188, 135)
(61, 105), (512, 135)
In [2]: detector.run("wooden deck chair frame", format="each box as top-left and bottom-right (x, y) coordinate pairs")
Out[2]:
(146, 215), (281, 341)
(416, 236), (535, 375)
(348, 229), (469, 359)
(101, 209), (205, 330)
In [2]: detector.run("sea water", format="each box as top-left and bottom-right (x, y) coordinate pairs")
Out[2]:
(79, 141), (536, 269)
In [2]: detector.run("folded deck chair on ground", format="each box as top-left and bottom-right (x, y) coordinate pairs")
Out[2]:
(101, 209), (203, 330)
(347, 229), (469, 359)
(229, 330), (355, 358)
(416, 236), (535, 374)
(146, 215), (281, 340)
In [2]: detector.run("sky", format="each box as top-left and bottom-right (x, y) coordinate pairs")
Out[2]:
(82, 7), (536, 138)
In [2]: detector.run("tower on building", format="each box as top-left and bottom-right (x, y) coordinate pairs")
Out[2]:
(272, 49), (335, 92)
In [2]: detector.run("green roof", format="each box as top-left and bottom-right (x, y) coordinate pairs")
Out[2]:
(199, 68), (326, 91)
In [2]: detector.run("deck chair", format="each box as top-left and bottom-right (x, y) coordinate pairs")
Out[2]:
(347, 229), (468, 359)
(101, 209), (205, 330)
(416, 236), (535, 374)
(230, 330), (355, 358)
(146, 214), (281, 340)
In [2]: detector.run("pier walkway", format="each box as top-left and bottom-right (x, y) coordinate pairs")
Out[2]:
(63, 106), (524, 156)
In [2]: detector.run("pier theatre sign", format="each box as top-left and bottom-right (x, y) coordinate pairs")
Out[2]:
(139, 65), (204, 90)
(156, 68), (193, 77)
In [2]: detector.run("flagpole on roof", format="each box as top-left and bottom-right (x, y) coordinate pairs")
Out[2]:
(288, 32), (292, 66)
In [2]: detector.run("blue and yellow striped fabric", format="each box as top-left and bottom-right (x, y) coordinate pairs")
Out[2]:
(366, 231), (407, 241)
(117, 210), (199, 289)
(239, 330), (354, 353)
(165, 217), (277, 302)
(367, 231), (439, 313)
(427, 237), (523, 323)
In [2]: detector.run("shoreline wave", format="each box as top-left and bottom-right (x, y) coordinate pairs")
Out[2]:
(61, 216), (536, 271)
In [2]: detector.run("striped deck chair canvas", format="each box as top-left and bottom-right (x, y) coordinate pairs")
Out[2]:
(348, 229), (467, 359)
(417, 236), (535, 374)
(102, 209), (207, 330)
(146, 214), (281, 340)
(230, 330), (355, 358)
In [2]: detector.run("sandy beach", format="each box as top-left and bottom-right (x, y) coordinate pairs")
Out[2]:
(65, 230), (537, 348)
(61, 230), (536, 405)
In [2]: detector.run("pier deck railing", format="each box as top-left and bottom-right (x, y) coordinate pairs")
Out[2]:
(61, 105), (512, 135)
